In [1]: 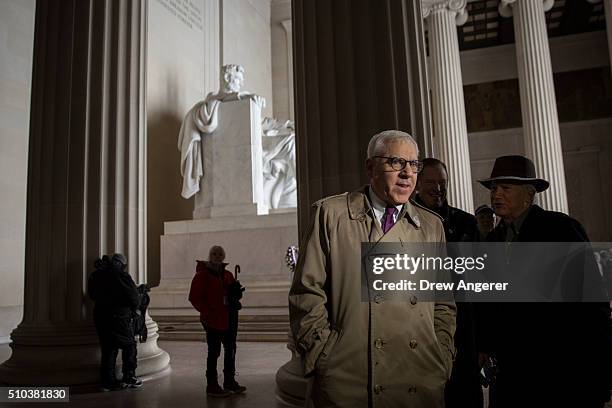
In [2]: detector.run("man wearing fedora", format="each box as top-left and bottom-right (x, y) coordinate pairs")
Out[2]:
(477, 155), (611, 407)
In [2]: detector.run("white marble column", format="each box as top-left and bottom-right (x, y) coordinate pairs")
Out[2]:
(499, 0), (569, 213)
(281, 19), (294, 121)
(0, 0), (169, 386)
(423, 0), (474, 213)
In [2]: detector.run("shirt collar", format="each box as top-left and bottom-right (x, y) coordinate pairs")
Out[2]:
(368, 186), (403, 222)
(347, 186), (422, 229)
(503, 206), (531, 240)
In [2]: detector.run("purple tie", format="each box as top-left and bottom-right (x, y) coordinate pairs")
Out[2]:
(382, 206), (398, 233)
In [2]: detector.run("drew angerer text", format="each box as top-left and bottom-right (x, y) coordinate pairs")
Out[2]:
(372, 279), (509, 293)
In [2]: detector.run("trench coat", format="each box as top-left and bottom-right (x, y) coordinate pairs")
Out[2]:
(289, 186), (457, 408)
(481, 205), (612, 408)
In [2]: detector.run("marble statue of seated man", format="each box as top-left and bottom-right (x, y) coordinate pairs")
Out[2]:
(178, 64), (266, 199)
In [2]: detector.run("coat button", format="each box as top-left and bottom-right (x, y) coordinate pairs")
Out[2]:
(374, 384), (383, 394)
(410, 296), (417, 305)
(374, 338), (384, 350)
(408, 385), (417, 394)
(409, 339), (418, 349)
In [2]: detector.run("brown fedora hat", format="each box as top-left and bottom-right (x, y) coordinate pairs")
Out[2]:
(478, 155), (549, 192)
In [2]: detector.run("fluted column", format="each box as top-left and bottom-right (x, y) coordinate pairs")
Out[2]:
(423, 0), (474, 213)
(293, 0), (433, 235)
(0, 0), (169, 386)
(281, 19), (294, 121)
(499, 0), (568, 213)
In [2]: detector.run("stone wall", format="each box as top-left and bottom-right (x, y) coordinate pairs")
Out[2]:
(464, 66), (612, 132)
(0, 0), (35, 343)
(147, 0), (207, 285)
(223, 0), (273, 118)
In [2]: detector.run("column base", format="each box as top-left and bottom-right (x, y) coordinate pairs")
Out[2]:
(0, 316), (170, 386)
(127, 315), (171, 379)
(275, 336), (309, 407)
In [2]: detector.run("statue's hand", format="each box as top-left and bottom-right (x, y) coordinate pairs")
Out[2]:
(236, 92), (265, 109)
(214, 91), (266, 109)
(252, 95), (266, 109)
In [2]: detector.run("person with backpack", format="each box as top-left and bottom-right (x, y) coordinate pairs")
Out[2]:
(88, 253), (143, 391)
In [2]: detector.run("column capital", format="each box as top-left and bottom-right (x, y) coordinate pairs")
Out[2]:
(422, 0), (468, 26)
(499, 0), (554, 18)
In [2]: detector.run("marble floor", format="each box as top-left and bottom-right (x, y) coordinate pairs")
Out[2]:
(1, 342), (611, 408)
(0, 341), (292, 408)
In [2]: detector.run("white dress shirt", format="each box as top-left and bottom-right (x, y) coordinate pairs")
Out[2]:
(368, 186), (403, 228)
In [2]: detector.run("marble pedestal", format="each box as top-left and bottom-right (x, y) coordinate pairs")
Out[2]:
(150, 211), (298, 316)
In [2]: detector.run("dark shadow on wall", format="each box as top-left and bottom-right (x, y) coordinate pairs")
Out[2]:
(147, 76), (194, 287)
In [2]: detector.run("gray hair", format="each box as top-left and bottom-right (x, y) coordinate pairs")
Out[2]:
(367, 130), (419, 158)
(522, 184), (537, 204)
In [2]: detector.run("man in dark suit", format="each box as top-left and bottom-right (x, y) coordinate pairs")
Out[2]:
(415, 158), (482, 408)
(415, 158), (479, 243)
(478, 155), (611, 408)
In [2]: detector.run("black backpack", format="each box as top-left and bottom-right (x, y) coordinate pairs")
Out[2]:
(133, 284), (150, 343)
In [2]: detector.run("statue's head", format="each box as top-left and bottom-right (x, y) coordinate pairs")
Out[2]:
(221, 64), (245, 93)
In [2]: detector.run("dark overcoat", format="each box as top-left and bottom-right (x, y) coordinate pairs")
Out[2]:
(481, 205), (611, 408)
(88, 264), (140, 347)
(414, 196), (483, 408)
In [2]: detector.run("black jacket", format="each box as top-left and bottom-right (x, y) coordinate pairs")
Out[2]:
(414, 196), (483, 408)
(414, 196), (479, 242)
(483, 205), (611, 407)
(88, 266), (139, 313)
(88, 263), (140, 347)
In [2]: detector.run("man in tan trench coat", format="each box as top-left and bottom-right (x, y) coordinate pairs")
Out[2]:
(289, 130), (456, 407)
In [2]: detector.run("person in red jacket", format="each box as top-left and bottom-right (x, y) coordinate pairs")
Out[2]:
(188, 245), (247, 397)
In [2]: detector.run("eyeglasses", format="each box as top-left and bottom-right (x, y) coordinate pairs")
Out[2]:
(373, 156), (423, 173)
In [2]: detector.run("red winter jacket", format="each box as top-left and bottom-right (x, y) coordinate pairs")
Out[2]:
(188, 261), (236, 331)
